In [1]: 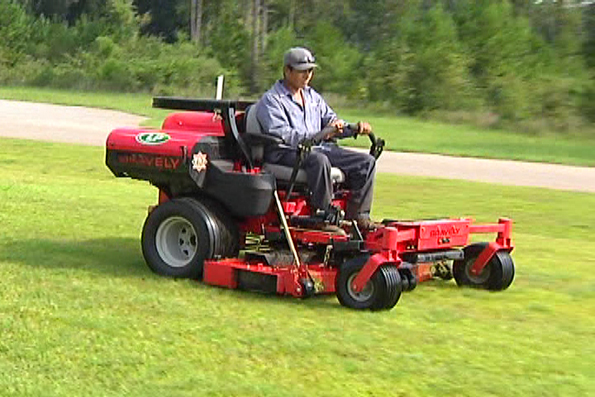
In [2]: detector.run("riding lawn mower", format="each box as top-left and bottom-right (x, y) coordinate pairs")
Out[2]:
(105, 97), (515, 311)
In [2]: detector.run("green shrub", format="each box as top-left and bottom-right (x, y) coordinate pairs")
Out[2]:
(303, 22), (364, 97)
(97, 58), (136, 91)
(261, 27), (299, 89)
(34, 20), (79, 62)
(403, 4), (476, 113)
(73, 16), (112, 49)
(486, 73), (533, 122)
(365, 39), (414, 111)
(580, 79), (595, 122)
(0, 0), (33, 67)
(364, 3), (475, 114)
(94, 36), (120, 59)
(27, 63), (55, 87)
(102, 0), (140, 42)
(206, 0), (251, 91)
(51, 62), (92, 90)
(533, 76), (582, 130)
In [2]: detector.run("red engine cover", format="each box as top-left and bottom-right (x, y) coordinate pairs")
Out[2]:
(106, 112), (225, 156)
(161, 112), (226, 135)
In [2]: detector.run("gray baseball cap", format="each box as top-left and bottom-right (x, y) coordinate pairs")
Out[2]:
(284, 47), (318, 70)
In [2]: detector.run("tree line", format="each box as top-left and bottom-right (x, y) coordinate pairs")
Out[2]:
(1, 0), (594, 132)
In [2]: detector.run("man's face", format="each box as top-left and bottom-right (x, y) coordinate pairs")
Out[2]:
(285, 66), (314, 91)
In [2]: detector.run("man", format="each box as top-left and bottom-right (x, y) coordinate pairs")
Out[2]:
(255, 47), (377, 230)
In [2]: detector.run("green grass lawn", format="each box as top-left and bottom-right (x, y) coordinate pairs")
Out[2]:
(1, 86), (594, 166)
(1, 138), (594, 396)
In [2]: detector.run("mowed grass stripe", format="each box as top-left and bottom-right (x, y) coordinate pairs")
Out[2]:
(0, 138), (594, 396)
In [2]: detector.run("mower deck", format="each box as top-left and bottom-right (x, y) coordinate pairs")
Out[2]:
(203, 217), (513, 299)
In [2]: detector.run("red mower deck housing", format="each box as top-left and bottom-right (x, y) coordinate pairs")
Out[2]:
(203, 217), (513, 297)
(105, 97), (516, 311)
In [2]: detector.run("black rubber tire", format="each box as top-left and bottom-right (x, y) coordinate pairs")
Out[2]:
(336, 256), (402, 311)
(398, 267), (417, 292)
(406, 270), (418, 291)
(489, 250), (515, 290)
(374, 265), (402, 310)
(192, 197), (240, 259)
(141, 198), (221, 279)
(453, 243), (515, 291)
(400, 271), (410, 292)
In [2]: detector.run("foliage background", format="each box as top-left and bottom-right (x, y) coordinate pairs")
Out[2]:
(1, 0), (595, 133)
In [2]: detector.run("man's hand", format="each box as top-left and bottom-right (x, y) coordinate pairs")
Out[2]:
(323, 119), (346, 139)
(357, 121), (372, 135)
(330, 119), (346, 135)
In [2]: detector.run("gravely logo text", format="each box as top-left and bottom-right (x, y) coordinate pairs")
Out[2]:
(430, 226), (461, 238)
(117, 153), (181, 170)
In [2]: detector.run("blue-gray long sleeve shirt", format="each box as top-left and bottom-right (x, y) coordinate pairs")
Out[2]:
(256, 80), (352, 148)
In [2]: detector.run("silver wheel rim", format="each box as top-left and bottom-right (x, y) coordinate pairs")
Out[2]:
(347, 272), (375, 302)
(155, 216), (198, 268)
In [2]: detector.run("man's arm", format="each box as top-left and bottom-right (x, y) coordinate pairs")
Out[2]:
(256, 94), (307, 148)
(316, 92), (372, 139)
(319, 95), (337, 128)
(317, 93), (363, 139)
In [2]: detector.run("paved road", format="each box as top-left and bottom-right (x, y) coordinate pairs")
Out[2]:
(0, 99), (146, 146)
(373, 150), (595, 193)
(1, 99), (594, 193)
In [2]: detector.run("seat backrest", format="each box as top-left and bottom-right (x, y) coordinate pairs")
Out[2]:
(244, 104), (266, 163)
(245, 103), (263, 135)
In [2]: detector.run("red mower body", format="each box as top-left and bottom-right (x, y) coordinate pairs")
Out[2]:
(105, 97), (516, 311)
(106, 112), (224, 175)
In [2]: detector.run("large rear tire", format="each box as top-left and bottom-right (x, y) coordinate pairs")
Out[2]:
(336, 256), (402, 311)
(453, 243), (515, 291)
(141, 197), (237, 279)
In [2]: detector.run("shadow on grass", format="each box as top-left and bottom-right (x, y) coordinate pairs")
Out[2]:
(0, 237), (147, 278)
(220, 287), (346, 311)
(0, 237), (346, 310)
(206, 276), (461, 312)
(0, 237), (459, 311)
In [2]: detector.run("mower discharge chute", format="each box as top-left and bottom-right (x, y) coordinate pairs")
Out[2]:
(105, 97), (515, 311)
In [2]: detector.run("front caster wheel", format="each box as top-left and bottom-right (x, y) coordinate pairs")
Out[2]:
(453, 243), (515, 291)
(336, 256), (402, 311)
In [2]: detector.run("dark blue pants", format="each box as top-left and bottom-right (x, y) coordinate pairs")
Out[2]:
(265, 143), (376, 220)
